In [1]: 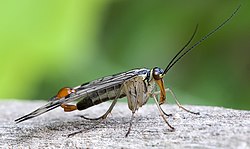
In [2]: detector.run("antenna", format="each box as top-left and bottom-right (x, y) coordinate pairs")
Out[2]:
(163, 5), (241, 75)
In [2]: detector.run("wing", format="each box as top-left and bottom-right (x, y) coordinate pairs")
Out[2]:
(73, 68), (149, 98)
(15, 99), (64, 123)
(15, 68), (149, 123)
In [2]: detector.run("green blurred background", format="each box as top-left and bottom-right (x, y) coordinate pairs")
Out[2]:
(0, 1), (249, 110)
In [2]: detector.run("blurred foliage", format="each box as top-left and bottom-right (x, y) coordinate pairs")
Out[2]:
(0, 0), (249, 110)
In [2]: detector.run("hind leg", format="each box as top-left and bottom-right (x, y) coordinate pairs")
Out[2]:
(78, 99), (118, 120)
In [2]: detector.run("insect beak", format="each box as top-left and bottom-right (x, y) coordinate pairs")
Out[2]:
(155, 78), (166, 105)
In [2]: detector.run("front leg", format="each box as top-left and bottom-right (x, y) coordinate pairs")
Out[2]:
(165, 88), (200, 115)
(153, 88), (200, 115)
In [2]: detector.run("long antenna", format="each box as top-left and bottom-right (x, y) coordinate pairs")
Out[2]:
(163, 5), (241, 75)
(163, 24), (198, 74)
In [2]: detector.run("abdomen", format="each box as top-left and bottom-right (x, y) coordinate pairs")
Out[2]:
(76, 83), (125, 110)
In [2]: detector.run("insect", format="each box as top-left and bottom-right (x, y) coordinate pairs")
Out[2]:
(15, 5), (240, 137)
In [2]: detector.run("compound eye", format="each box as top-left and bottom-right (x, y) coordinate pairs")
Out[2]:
(154, 69), (160, 75)
(153, 67), (164, 80)
(56, 87), (75, 99)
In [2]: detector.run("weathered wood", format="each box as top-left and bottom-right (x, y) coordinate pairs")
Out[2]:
(1, 100), (250, 148)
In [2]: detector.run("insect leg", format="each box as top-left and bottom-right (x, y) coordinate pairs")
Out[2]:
(152, 93), (175, 130)
(151, 90), (172, 117)
(68, 98), (118, 137)
(125, 111), (135, 137)
(78, 99), (118, 120)
(166, 88), (200, 115)
(78, 83), (124, 120)
(122, 79), (140, 137)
